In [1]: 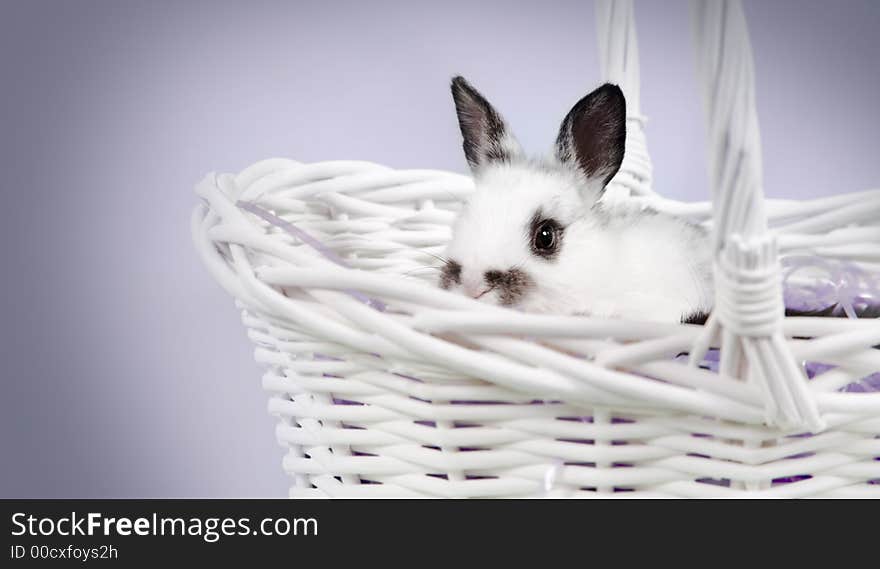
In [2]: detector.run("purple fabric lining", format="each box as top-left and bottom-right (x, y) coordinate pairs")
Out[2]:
(781, 257), (880, 389)
(782, 256), (879, 317)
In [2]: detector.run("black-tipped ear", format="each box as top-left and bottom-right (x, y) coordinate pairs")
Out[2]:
(451, 76), (522, 171)
(555, 83), (626, 188)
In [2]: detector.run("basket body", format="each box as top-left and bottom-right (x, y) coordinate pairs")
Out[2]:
(193, 159), (880, 498)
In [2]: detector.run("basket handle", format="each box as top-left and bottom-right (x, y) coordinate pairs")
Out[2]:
(688, 0), (823, 432)
(595, 0), (654, 198)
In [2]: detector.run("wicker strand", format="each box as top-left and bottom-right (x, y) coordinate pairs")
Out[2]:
(688, 0), (824, 433)
(595, 0), (655, 199)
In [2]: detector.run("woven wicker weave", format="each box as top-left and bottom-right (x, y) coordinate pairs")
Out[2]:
(192, 0), (880, 497)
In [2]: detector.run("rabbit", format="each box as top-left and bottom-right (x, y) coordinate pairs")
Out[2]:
(438, 76), (714, 323)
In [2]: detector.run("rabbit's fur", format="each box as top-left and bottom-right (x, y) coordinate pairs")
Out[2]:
(439, 76), (713, 323)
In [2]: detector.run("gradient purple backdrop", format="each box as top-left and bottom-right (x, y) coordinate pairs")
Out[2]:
(1, 0), (878, 497)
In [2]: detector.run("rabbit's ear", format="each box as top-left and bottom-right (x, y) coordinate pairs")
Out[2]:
(451, 76), (523, 171)
(555, 83), (626, 192)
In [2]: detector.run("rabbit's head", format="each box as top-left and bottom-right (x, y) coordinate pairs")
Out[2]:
(440, 76), (626, 312)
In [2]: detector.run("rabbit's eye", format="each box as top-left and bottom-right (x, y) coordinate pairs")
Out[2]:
(535, 223), (555, 249)
(531, 218), (561, 258)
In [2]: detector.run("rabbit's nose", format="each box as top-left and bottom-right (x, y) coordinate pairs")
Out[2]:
(461, 272), (490, 299)
(462, 281), (486, 299)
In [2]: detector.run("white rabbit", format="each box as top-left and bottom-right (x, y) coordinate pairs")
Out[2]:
(439, 76), (713, 323)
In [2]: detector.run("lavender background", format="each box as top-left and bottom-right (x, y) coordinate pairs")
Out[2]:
(1, 0), (878, 497)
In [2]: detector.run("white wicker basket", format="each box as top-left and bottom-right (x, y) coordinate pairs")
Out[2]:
(192, 0), (880, 497)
